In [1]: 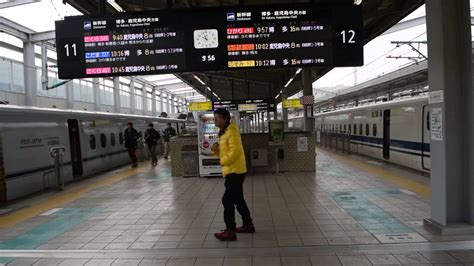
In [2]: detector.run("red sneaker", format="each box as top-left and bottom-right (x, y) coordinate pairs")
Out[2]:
(236, 224), (255, 233)
(214, 230), (237, 241)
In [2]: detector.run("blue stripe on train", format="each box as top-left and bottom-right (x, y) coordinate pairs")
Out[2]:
(350, 135), (431, 157)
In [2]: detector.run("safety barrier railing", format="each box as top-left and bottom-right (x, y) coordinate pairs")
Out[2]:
(50, 146), (66, 190)
(318, 130), (351, 154)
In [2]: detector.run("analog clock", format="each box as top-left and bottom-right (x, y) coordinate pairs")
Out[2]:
(193, 29), (219, 49)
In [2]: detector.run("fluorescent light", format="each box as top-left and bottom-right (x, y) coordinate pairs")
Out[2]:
(206, 86), (211, 91)
(284, 78), (294, 88)
(194, 75), (206, 85)
(296, 68), (302, 74)
(108, 0), (124, 12)
(212, 92), (218, 97)
(274, 93), (281, 99)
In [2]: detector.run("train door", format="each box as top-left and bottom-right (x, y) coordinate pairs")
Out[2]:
(67, 119), (83, 177)
(383, 110), (391, 160)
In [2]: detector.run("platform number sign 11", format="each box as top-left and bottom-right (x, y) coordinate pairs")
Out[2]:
(64, 43), (78, 57)
(341, 30), (356, 44)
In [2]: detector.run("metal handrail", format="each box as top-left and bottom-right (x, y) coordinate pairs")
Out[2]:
(50, 146), (65, 190)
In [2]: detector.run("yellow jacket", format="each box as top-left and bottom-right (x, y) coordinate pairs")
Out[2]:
(215, 122), (247, 177)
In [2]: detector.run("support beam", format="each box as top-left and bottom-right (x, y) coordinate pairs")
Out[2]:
(40, 43), (48, 91)
(160, 91), (165, 115)
(424, 0), (474, 234)
(113, 77), (121, 113)
(93, 78), (101, 111)
(23, 41), (37, 106)
(282, 86), (289, 128)
(129, 78), (136, 113)
(66, 80), (74, 109)
(151, 90), (157, 115)
(302, 69), (314, 132)
(0, 0), (40, 9)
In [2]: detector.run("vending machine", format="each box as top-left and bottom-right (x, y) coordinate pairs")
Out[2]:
(197, 111), (239, 177)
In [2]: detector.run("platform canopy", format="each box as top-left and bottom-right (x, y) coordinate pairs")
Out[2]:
(64, 0), (424, 102)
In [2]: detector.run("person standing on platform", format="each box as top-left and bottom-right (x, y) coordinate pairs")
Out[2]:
(145, 123), (161, 165)
(163, 123), (176, 159)
(124, 122), (139, 168)
(211, 108), (255, 241)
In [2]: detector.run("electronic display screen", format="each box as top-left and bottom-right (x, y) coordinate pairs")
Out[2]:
(55, 3), (363, 79)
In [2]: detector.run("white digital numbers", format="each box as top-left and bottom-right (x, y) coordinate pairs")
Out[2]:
(340, 30), (356, 44)
(202, 55), (216, 62)
(64, 43), (77, 57)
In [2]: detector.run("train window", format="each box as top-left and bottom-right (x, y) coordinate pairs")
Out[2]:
(89, 135), (96, 150)
(119, 132), (124, 144)
(359, 124), (363, 135)
(110, 133), (116, 146)
(365, 124), (369, 136)
(373, 124), (377, 137)
(344, 124), (347, 131)
(100, 134), (106, 148)
(353, 124), (357, 135)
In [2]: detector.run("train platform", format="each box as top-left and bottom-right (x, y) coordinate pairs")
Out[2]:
(0, 150), (473, 266)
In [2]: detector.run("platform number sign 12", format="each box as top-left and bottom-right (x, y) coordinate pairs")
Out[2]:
(341, 30), (356, 44)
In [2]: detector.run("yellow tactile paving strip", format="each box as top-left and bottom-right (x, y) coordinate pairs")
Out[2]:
(0, 164), (150, 228)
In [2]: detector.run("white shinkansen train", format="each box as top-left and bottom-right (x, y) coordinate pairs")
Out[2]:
(292, 96), (431, 173)
(0, 105), (190, 203)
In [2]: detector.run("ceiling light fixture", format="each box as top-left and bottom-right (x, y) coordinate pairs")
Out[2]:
(284, 68), (303, 88)
(193, 75), (206, 85)
(108, 0), (125, 12)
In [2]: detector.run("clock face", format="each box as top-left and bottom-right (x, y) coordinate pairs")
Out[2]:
(193, 29), (219, 49)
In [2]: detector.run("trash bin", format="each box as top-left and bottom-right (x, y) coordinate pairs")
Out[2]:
(181, 145), (198, 177)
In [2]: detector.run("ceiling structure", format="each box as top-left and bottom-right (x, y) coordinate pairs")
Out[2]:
(64, 0), (425, 104)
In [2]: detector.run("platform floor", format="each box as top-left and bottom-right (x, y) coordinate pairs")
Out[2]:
(0, 149), (473, 265)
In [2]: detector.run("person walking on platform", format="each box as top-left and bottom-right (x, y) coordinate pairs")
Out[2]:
(211, 108), (255, 241)
(145, 123), (161, 165)
(124, 122), (139, 168)
(163, 123), (176, 159)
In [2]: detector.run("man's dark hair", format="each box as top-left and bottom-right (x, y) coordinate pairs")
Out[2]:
(167, 123), (172, 127)
(214, 108), (231, 136)
(148, 123), (153, 127)
(127, 122), (133, 126)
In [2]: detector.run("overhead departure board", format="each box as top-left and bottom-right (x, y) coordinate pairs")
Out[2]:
(55, 3), (363, 79)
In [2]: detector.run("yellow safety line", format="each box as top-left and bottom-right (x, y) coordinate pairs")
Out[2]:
(321, 150), (431, 199)
(0, 164), (150, 228)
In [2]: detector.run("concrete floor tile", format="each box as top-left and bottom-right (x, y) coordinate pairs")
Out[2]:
(165, 258), (196, 266)
(420, 252), (459, 263)
(138, 260), (167, 266)
(58, 259), (91, 266)
(223, 257), (251, 266)
(111, 259), (142, 266)
(309, 255), (342, 265)
(366, 254), (401, 265)
(281, 256), (311, 266)
(7, 258), (40, 266)
(337, 255), (371, 266)
(393, 253), (430, 264)
(33, 258), (65, 266)
(194, 258), (224, 266)
(252, 256), (281, 266)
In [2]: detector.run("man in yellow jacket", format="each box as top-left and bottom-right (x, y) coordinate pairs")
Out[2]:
(211, 108), (255, 241)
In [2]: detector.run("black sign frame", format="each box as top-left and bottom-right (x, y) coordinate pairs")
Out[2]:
(55, 3), (363, 79)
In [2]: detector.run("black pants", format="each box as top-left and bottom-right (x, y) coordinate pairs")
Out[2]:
(222, 173), (252, 231)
